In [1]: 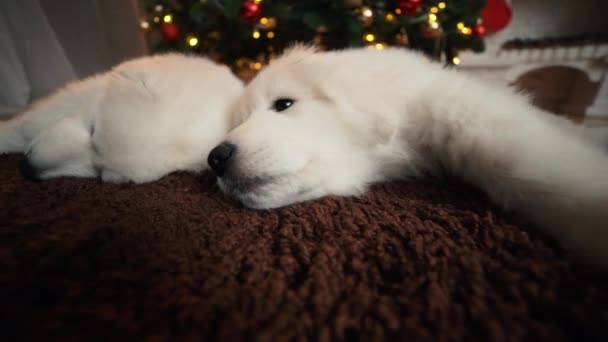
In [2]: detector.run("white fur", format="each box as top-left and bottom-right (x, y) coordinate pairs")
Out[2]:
(219, 46), (608, 266)
(0, 53), (243, 183)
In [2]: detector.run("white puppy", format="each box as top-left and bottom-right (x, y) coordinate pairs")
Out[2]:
(0, 53), (243, 183)
(208, 46), (608, 266)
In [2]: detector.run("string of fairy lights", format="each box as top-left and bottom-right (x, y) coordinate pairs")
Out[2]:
(140, 0), (487, 70)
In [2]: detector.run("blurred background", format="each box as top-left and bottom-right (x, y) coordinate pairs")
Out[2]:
(1, 0), (607, 123)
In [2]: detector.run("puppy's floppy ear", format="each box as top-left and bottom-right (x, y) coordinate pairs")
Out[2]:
(108, 69), (155, 100)
(337, 91), (399, 145)
(313, 64), (399, 145)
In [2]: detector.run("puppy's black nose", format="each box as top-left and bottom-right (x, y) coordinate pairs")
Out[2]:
(207, 142), (236, 177)
(19, 157), (40, 181)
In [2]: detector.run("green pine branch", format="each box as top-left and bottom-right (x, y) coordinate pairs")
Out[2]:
(141, 0), (487, 67)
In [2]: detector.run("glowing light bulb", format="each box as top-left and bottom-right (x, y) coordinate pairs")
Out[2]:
(254, 0), (262, 4)
(266, 31), (274, 39)
(163, 14), (173, 23)
(430, 21), (439, 29)
(153, 16), (160, 23)
(375, 43), (385, 50)
(140, 20), (150, 29)
(362, 8), (373, 17)
(260, 17), (269, 25)
(430, 7), (439, 14)
(428, 13), (437, 22)
(385, 13), (395, 22)
(452, 57), (461, 65)
(457, 22), (465, 30)
(438, 2), (446, 9)
(364, 33), (375, 42)
(252, 30), (261, 39)
(187, 36), (199, 47)
(253, 62), (262, 70)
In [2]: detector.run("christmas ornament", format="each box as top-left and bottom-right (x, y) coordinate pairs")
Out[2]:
(257, 17), (277, 30)
(241, 0), (263, 23)
(481, 0), (512, 31)
(397, 0), (422, 16)
(395, 32), (409, 46)
(233, 57), (258, 83)
(206, 30), (222, 40)
(313, 34), (327, 50)
(359, 6), (374, 27)
(420, 22), (442, 39)
(161, 22), (180, 42)
(473, 24), (486, 37)
(313, 26), (329, 50)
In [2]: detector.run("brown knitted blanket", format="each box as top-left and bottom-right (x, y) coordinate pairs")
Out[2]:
(0, 153), (606, 341)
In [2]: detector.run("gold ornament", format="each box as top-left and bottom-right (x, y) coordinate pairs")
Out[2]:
(358, 6), (374, 28)
(313, 25), (329, 50)
(395, 32), (409, 46)
(421, 22), (443, 39)
(257, 17), (277, 30)
(313, 34), (323, 45)
(206, 30), (222, 40)
(312, 34), (328, 51)
(235, 58), (249, 69)
(233, 58), (258, 82)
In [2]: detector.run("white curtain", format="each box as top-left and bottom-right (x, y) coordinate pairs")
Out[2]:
(0, 0), (148, 118)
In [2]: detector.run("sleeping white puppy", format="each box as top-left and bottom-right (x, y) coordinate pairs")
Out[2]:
(208, 46), (608, 266)
(0, 54), (243, 183)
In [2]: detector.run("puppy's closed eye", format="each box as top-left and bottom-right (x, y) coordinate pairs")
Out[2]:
(271, 98), (296, 112)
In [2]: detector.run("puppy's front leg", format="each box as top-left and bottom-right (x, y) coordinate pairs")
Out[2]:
(414, 91), (608, 266)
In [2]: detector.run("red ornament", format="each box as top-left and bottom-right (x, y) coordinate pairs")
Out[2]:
(473, 24), (486, 37)
(240, 0), (263, 23)
(481, 0), (512, 31)
(161, 22), (180, 42)
(397, 0), (422, 16)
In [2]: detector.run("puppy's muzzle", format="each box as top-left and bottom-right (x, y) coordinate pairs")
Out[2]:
(207, 142), (236, 177)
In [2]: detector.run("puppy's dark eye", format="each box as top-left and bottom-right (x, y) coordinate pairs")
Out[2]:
(272, 98), (295, 112)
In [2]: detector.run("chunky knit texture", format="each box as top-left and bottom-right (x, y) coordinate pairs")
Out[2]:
(1, 154), (606, 341)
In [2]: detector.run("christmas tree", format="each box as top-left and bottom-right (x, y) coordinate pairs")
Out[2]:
(140, 0), (488, 73)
